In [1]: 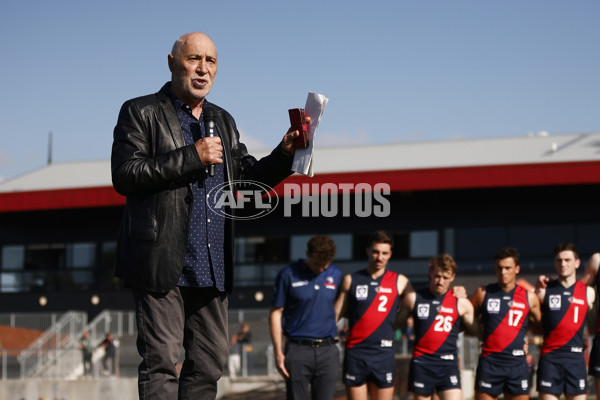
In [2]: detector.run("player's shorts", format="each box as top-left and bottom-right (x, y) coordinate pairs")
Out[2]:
(475, 355), (530, 396)
(408, 355), (461, 395)
(343, 348), (396, 388)
(537, 353), (587, 395)
(589, 335), (600, 377)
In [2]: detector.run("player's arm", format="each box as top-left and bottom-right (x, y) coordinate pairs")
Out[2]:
(458, 297), (479, 338)
(527, 290), (542, 334)
(581, 253), (600, 286)
(586, 285), (597, 333)
(470, 286), (486, 339)
(395, 291), (416, 330)
(335, 274), (352, 321)
(397, 274), (412, 297)
(534, 275), (547, 304)
(269, 306), (289, 379)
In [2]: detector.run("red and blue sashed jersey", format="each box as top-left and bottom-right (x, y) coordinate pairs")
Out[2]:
(412, 287), (460, 360)
(540, 280), (587, 357)
(345, 269), (399, 353)
(480, 283), (530, 361)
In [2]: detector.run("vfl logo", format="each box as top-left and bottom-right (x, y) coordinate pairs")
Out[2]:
(207, 180), (278, 220)
(417, 304), (430, 318)
(549, 294), (561, 310)
(356, 285), (369, 300)
(487, 298), (500, 313)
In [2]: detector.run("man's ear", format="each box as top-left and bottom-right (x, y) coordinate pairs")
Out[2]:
(168, 54), (174, 72)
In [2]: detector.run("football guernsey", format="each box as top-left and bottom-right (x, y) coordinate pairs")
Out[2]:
(591, 269), (600, 377)
(480, 283), (530, 361)
(540, 280), (587, 357)
(412, 287), (461, 360)
(345, 269), (400, 353)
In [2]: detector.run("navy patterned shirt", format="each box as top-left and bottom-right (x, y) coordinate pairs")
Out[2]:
(170, 93), (226, 291)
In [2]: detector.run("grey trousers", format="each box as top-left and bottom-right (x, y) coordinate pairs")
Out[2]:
(133, 286), (229, 400)
(284, 341), (340, 400)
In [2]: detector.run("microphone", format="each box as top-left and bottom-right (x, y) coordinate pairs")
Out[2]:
(203, 107), (217, 177)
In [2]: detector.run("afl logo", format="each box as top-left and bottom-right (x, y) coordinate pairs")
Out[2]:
(207, 180), (278, 220)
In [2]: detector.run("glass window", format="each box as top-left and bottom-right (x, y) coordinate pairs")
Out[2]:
(410, 231), (438, 258)
(290, 235), (313, 261)
(2, 245), (25, 270)
(328, 234), (351, 260)
(66, 243), (95, 269)
(235, 236), (289, 263)
(508, 225), (575, 257)
(455, 228), (506, 258)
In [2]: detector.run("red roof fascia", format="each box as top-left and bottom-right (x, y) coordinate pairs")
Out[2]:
(0, 186), (125, 213)
(0, 161), (598, 212)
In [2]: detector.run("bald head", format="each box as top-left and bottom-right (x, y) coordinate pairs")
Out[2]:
(168, 32), (218, 108)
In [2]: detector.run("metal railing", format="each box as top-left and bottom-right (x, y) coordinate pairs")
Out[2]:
(17, 311), (87, 378)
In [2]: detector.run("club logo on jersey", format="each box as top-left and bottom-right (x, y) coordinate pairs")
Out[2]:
(487, 298), (500, 313)
(417, 304), (430, 318)
(324, 276), (337, 290)
(549, 294), (561, 310)
(356, 285), (369, 300)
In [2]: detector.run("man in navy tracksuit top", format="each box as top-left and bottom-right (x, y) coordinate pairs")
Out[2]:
(335, 231), (410, 400)
(535, 243), (595, 400)
(270, 235), (342, 400)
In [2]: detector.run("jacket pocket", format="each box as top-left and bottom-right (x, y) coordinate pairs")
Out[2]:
(127, 194), (159, 241)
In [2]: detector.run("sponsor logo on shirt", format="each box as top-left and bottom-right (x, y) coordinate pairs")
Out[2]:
(549, 294), (561, 310)
(512, 349), (525, 356)
(571, 347), (583, 352)
(381, 340), (393, 347)
(439, 306), (454, 314)
(417, 304), (430, 318)
(292, 281), (308, 287)
(440, 354), (455, 360)
(487, 298), (500, 313)
(509, 301), (526, 309)
(571, 297), (585, 305)
(378, 287), (392, 294)
(356, 285), (368, 300)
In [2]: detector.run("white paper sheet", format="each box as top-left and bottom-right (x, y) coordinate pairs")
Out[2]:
(291, 92), (329, 177)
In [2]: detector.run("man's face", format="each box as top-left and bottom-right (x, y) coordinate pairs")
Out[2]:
(429, 266), (455, 296)
(495, 257), (520, 288)
(554, 250), (580, 279)
(367, 242), (392, 271)
(168, 33), (217, 106)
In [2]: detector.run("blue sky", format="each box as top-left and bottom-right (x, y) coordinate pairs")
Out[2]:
(0, 0), (598, 182)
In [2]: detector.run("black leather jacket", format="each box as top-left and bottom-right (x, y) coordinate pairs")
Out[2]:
(111, 82), (293, 293)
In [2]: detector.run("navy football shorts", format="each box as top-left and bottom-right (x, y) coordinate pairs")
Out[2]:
(537, 353), (587, 395)
(475, 355), (530, 396)
(343, 348), (396, 388)
(408, 355), (461, 395)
